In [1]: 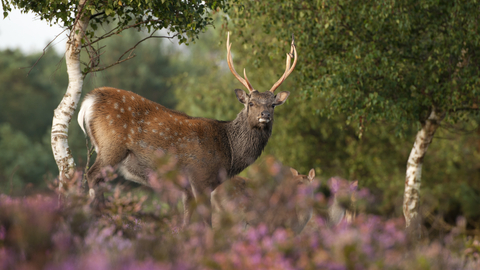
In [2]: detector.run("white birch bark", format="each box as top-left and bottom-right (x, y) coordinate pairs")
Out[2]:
(403, 108), (444, 234)
(51, 0), (89, 188)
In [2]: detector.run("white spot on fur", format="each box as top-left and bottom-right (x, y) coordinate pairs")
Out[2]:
(109, 120), (113, 125)
(152, 129), (158, 133)
(166, 128), (170, 131)
(106, 115), (111, 119)
(145, 110), (149, 115)
(131, 128), (135, 134)
(114, 102), (119, 109)
(128, 107), (132, 111)
(122, 96), (126, 103)
(123, 124), (127, 129)
(131, 96), (135, 100)
(141, 98), (145, 101)
(158, 122), (163, 126)
(146, 122), (151, 125)
(120, 108), (125, 113)
(156, 106), (159, 110)
(117, 114), (121, 118)
(117, 89), (120, 92)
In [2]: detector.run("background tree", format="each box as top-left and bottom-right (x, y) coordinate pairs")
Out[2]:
(1, 0), (232, 189)
(227, 0), (480, 235)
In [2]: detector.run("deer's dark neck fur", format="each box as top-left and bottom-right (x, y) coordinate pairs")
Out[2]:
(224, 109), (272, 177)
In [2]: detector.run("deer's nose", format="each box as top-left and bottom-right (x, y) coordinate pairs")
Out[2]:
(261, 111), (271, 119)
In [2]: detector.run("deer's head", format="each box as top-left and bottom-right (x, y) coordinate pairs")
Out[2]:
(227, 33), (297, 129)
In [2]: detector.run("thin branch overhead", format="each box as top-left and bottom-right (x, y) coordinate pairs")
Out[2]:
(24, 28), (68, 76)
(86, 32), (179, 74)
(86, 19), (166, 46)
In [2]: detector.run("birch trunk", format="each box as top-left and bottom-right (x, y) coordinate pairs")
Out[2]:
(51, 0), (89, 188)
(403, 108), (444, 236)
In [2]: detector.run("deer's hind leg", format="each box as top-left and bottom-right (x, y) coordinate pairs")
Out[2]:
(87, 145), (128, 208)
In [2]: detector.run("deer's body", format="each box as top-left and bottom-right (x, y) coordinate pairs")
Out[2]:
(79, 87), (270, 186)
(78, 33), (297, 227)
(212, 168), (316, 235)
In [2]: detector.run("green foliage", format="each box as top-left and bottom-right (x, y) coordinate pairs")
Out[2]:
(0, 49), (67, 141)
(229, 0), (480, 132)
(2, 0), (233, 44)
(0, 123), (55, 192)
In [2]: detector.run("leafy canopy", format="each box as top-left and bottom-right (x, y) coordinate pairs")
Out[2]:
(230, 0), (480, 134)
(2, 0), (231, 45)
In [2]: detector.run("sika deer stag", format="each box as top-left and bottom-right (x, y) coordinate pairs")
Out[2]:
(77, 33), (297, 227)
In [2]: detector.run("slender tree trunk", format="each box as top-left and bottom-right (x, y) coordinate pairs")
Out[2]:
(403, 107), (444, 237)
(51, 0), (89, 189)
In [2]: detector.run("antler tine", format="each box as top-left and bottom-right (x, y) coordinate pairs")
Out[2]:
(285, 34), (298, 78)
(243, 68), (254, 91)
(269, 35), (298, 93)
(227, 32), (254, 93)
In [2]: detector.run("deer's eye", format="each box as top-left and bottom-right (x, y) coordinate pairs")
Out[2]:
(249, 102), (254, 107)
(272, 104), (276, 108)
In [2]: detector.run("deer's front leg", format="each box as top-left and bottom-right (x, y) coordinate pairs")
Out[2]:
(190, 182), (213, 228)
(182, 188), (195, 228)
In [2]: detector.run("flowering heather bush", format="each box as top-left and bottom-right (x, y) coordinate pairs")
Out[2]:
(1, 158), (480, 269)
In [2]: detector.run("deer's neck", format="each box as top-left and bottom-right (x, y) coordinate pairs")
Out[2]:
(225, 112), (272, 177)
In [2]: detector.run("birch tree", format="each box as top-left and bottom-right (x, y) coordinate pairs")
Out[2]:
(1, 0), (231, 189)
(229, 0), (480, 237)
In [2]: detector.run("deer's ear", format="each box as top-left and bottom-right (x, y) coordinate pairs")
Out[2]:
(308, 168), (315, 182)
(274, 91), (290, 106)
(290, 167), (299, 176)
(234, 89), (248, 104)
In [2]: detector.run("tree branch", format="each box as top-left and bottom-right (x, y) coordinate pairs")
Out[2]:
(85, 33), (179, 74)
(23, 28), (68, 76)
(449, 107), (480, 113)
(85, 19), (166, 46)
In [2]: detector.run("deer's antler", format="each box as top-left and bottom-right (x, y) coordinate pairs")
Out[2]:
(269, 34), (297, 93)
(227, 32), (255, 93)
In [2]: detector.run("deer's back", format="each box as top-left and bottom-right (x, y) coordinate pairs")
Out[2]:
(85, 87), (232, 176)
